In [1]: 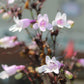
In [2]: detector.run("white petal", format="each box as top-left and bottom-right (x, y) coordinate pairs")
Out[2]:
(43, 14), (49, 23)
(52, 20), (56, 26)
(2, 64), (8, 70)
(53, 68), (59, 74)
(9, 25), (17, 31)
(33, 23), (39, 30)
(8, 0), (15, 4)
(36, 65), (47, 73)
(44, 69), (53, 73)
(9, 25), (22, 32)
(39, 27), (46, 32)
(13, 17), (20, 24)
(0, 71), (9, 79)
(46, 56), (51, 64)
(62, 13), (67, 21)
(38, 14), (42, 20)
(57, 24), (64, 28)
(55, 12), (61, 21)
(52, 57), (56, 62)
(65, 23), (71, 29)
(18, 27), (22, 32)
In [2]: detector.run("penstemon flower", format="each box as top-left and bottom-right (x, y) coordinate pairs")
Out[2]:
(9, 17), (34, 32)
(0, 36), (20, 49)
(77, 59), (84, 67)
(33, 14), (53, 32)
(52, 12), (74, 28)
(0, 64), (25, 79)
(36, 56), (62, 74)
(7, 0), (15, 4)
(2, 12), (10, 20)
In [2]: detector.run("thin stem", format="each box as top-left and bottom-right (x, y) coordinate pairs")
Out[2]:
(30, 8), (34, 19)
(70, 80), (74, 84)
(45, 31), (50, 41)
(25, 28), (32, 39)
(53, 36), (56, 56)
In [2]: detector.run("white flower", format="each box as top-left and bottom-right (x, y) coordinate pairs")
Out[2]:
(2, 12), (10, 20)
(8, 0), (15, 4)
(52, 12), (74, 28)
(9, 17), (31, 32)
(0, 65), (25, 79)
(33, 14), (53, 32)
(0, 36), (20, 49)
(36, 56), (62, 74)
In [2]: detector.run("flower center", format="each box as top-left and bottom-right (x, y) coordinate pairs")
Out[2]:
(57, 19), (64, 25)
(48, 62), (58, 70)
(40, 20), (47, 27)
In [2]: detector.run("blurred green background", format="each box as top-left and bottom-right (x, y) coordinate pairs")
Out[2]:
(0, 0), (84, 52)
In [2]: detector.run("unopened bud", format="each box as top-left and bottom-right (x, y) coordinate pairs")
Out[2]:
(65, 70), (73, 79)
(2, 12), (10, 20)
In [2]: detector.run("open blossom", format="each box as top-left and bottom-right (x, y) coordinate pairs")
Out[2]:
(0, 65), (25, 79)
(0, 9), (4, 14)
(0, 36), (20, 49)
(7, 0), (15, 4)
(9, 17), (35, 32)
(33, 14), (53, 32)
(77, 59), (84, 67)
(2, 12), (10, 20)
(36, 56), (62, 74)
(64, 40), (77, 59)
(52, 12), (74, 28)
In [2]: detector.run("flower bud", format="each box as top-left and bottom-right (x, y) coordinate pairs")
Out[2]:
(2, 12), (10, 20)
(65, 70), (73, 79)
(67, 20), (74, 28)
(77, 59), (84, 67)
(0, 9), (4, 14)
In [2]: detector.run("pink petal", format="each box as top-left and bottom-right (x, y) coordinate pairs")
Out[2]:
(46, 23), (53, 30)
(33, 23), (39, 30)
(21, 19), (31, 28)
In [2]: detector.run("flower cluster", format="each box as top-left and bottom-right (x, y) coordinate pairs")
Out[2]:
(0, 1), (83, 84)
(9, 12), (74, 32)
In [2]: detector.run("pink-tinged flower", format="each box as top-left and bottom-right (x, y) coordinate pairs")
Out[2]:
(64, 40), (77, 59)
(77, 59), (84, 67)
(28, 41), (38, 50)
(9, 17), (33, 32)
(7, 0), (15, 4)
(33, 14), (53, 32)
(0, 36), (20, 49)
(36, 56), (62, 74)
(52, 12), (74, 28)
(2, 12), (10, 20)
(0, 64), (25, 79)
(65, 70), (73, 79)
(0, 9), (4, 14)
